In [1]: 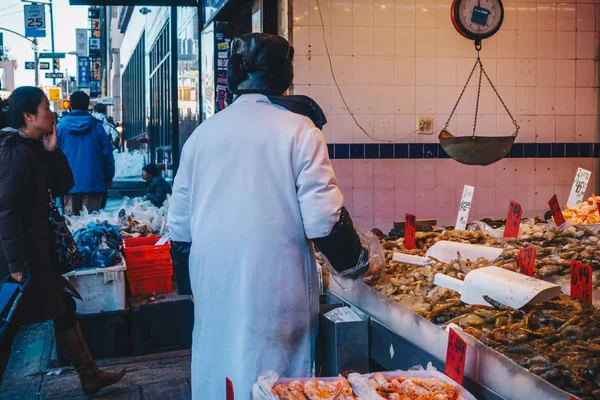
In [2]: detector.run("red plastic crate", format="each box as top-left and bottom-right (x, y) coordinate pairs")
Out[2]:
(126, 257), (173, 269)
(123, 236), (171, 264)
(126, 263), (173, 278)
(127, 274), (173, 296)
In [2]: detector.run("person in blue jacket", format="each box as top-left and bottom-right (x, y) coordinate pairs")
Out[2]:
(57, 91), (115, 216)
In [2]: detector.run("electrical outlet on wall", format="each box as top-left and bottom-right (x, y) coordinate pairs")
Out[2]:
(417, 117), (434, 134)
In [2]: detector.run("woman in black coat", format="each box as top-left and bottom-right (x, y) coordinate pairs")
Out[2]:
(0, 87), (125, 395)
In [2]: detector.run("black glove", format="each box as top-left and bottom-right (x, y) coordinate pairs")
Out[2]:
(171, 241), (193, 295)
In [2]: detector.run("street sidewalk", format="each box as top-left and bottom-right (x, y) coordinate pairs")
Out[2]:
(0, 322), (191, 400)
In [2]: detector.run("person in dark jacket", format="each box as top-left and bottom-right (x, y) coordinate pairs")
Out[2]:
(142, 163), (172, 207)
(0, 87), (125, 395)
(57, 91), (115, 216)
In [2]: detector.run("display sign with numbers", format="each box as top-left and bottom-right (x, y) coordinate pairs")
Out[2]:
(570, 261), (592, 304)
(567, 168), (591, 208)
(503, 200), (522, 238)
(548, 195), (566, 227)
(24, 4), (46, 38)
(516, 247), (536, 277)
(445, 328), (467, 385)
(455, 185), (475, 230)
(405, 213), (416, 250)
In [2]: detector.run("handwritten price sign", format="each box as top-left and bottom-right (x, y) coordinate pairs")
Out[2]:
(567, 168), (591, 208)
(445, 328), (467, 385)
(405, 213), (417, 250)
(548, 195), (566, 227)
(503, 200), (522, 238)
(455, 185), (475, 231)
(570, 261), (592, 304)
(516, 247), (536, 277)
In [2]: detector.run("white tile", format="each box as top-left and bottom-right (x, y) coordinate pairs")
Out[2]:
(415, 1), (436, 28)
(309, 25), (330, 56)
(436, 29), (457, 58)
(435, 58), (456, 85)
(415, 29), (436, 57)
(395, 86), (416, 114)
(535, 115), (555, 142)
(536, 87), (556, 115)
(374, 0), (395, 26)
(373, 86), (395, 114)
(497, 115), (517, 135)
(496, 59), (517, 86)
(395, 0), (416, 27)
(415, 57), (436, 85)
(577, 4), (595, 32)
(292, 26), (310, 55)
(353, 86), (375, 114)
(479, 87), (498, 115)
(310, 85), (333, 114)
(597, 5), (600, 32)
(395, 114), (418, 142)
(556, 31), (576, 59)
(353, 0), (375, 26)
(503, 2), (518, 30)
(330, 26), (353, 55)
(436, 86), (457, 115)
(310, 0), (332, 26)
(496, 30), (518, 58)
(515, 116), (536, 143)
(517, 3), (537, 31)
(456, 58), (478, 88)
(555, 115), (575, 142)
(576, 31), (596, 60)
(437, 113), (456, 134)
(395, 57), (416, 85)
(517, 87), (536, 114)
(576, 60), (595, 88)
(435, 0), (453, 30)
(415, 86), (436, 113)
(516, 31), (536, 58)
(517, 59), (536, 87)
(293, 0), (311, 26)
(309, 56), (333, 84)
(353, 27), (375, 56)
(293, 58), (310, 85)
(331, 0), (353, 25)
(576, 88), (595, 115)
(536, 31), (556, 59)
(456, 34), (477, 58)
(575, 115), (596, 142)
(555, 87), (576, 115)
(480, 59), (497, 88)
(556, 3), (576, 31)
(374, 27), (395, 56)
(292, 84), (310, 96)
(395, 28), (417, 56)
(496, 86), (517, 116)
(536, 59), (556, 87)
(353, 114), (375, 143)
(478, 115), (498, 136)
(536, 4), (556, 31)
(331, 56), (354, 84)
(373, 114), (396, 141)
(480, 35), (498, 58)
(456, 85), (477, 115)
(374, 57), (396, 85)
(332, 84), (354, 112)
(556, 60), (575, 87)
(331, 113), (354, 143)
(353, 56), (375, 85)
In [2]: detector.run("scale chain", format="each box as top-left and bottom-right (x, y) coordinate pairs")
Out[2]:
(444, 58), (479, 131)
(473, 58), (484, 137)
(480, 61), (520, 130)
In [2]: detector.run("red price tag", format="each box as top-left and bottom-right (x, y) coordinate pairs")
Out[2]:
(570, 261), (592, 304)
(548, 195), (566, 227)
(516, 247), (536, 277)
(503, 200), (522, 238)
(226, 377), (234, 400)
(597, 200), (600, 216)
(445, 328), (467, 385)
(405, 213), (416, 250)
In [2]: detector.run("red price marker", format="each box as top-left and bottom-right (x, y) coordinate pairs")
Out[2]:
(445, 328), (467, 385)
(226, 377), (234, 400)
(597, 199), (600, 216)
(503, 200), (522, 238)
(548, 195), (566, 227)
(516, 247), (536, 277)
(570, 261), (592, 304)
(405, 213), (416, 250)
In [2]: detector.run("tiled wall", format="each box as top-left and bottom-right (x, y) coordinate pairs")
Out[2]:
(290, 0), (599, 230)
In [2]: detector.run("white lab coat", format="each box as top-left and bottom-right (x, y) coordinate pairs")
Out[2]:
(168, 94), (343, 399)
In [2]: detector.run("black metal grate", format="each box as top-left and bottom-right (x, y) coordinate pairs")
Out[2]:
(149, 22), (172, 165)
(122, 35), (146, 141)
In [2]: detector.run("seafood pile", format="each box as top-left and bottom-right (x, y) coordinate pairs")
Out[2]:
(271, 378), (360, 399)
(363, 374), (460, 400)
(119, 215), (156, 238)
(563, 195), (600, 225)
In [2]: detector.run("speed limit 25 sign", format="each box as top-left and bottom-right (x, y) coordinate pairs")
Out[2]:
(24, 5), (46, 38)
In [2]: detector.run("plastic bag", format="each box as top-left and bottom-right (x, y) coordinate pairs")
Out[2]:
(252, 371), (361, 400)
(114, 150), (146, 178)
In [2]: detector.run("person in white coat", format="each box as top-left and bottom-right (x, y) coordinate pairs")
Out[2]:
(168, 33), (369, 399)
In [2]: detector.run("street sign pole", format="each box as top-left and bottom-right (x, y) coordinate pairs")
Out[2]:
(34, 38), (39, 87)
(49, 0), (56, 85)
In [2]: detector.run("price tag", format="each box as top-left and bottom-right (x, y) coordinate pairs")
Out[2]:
(405, 213), (416, 250)
(597, 199), (600, 216)
(226, 377), (234, 400)
(445, 328), (467, 385)
(548, 195), (566, 227)
(566, 168), (591, 208)
(516, 247), (536, 277)
(570, 261), (592, 304)
(503, 200), (522, 238)
(455, 185), (475, 230)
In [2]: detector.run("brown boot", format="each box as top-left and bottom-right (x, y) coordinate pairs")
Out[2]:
(54, 322), (126, 396)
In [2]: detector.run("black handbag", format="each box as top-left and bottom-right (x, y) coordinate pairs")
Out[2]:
(48, 189), (82, 274)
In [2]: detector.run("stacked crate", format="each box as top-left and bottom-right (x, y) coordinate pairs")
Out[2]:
(122, 236), (173, 296)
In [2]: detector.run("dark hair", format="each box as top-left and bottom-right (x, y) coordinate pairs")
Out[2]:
(93, 103), (106, 114)
(70, 91), (90, 111)
(0, 86), (46, 130)
(142, 163), (160, 177)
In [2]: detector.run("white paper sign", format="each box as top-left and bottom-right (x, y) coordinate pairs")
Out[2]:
(567, 168), (591, 207)
(455, 185), (475, 230)
(75, 29), (88, 56)
(155, 234), (170, 246)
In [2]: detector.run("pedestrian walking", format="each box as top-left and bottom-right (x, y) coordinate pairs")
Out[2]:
(57, 91), (115, 216)
(92, 103), (120, 150)
(0, 86), (125, 395)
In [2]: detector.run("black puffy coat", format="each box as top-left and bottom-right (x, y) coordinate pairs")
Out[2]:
(0, 128), (75, 325)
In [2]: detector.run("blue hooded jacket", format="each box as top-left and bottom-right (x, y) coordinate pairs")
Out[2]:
(57, 110), (115, 194)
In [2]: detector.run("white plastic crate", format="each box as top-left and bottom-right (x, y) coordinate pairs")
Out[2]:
(63, 261), (127, 314)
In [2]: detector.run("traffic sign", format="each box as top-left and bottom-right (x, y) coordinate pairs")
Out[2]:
(25, 61), (36, 70)
(45, 72), (64, 79)
(39, 52), (65, 59)
(24, 5), (46, 38)
(39, 62), (50, 70)
(47, 87), (61, 102)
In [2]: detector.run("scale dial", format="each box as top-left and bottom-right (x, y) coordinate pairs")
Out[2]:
(451, 0), (504, 41)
